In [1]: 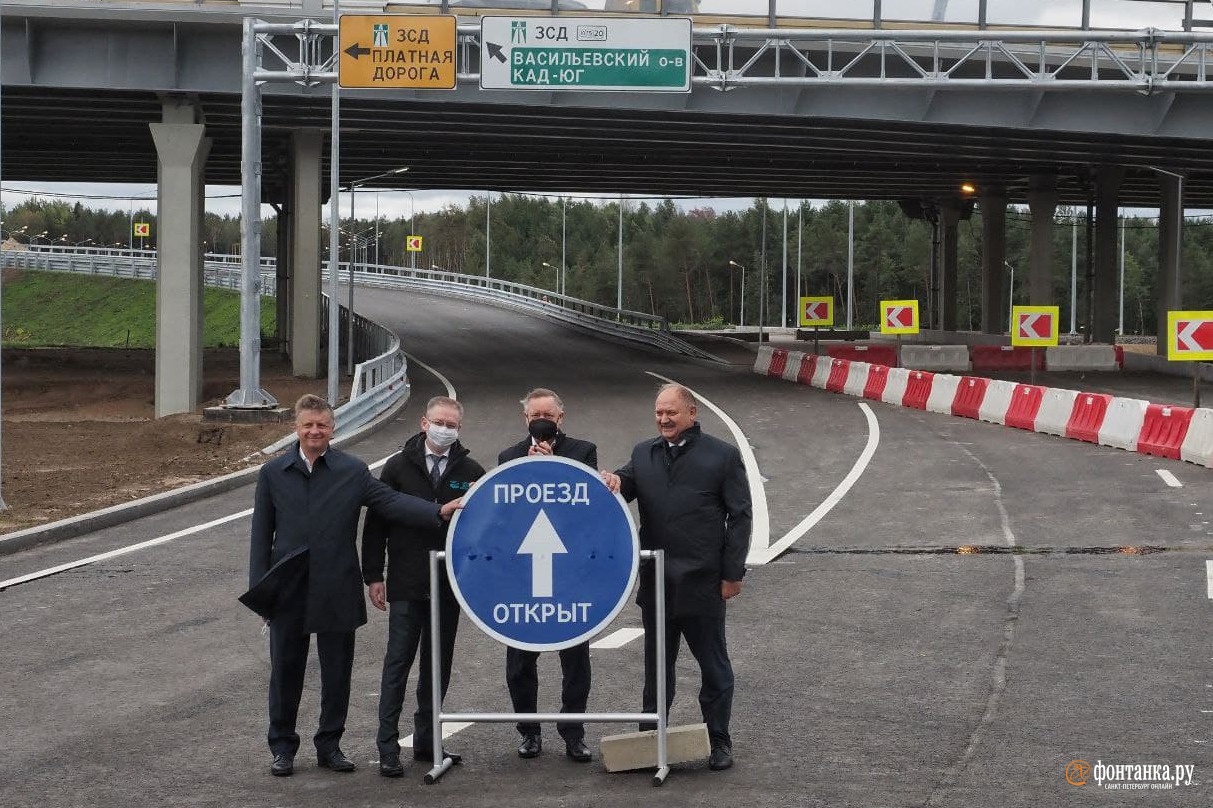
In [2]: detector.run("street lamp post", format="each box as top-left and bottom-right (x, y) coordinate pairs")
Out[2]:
(728, 260), (746, 327)
(1004, 260), (1015, 333)
(345, 166), (408, 375)
(542, 261), (564, 296)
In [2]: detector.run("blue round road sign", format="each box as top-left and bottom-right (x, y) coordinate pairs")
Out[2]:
(446, 456), (638, 652)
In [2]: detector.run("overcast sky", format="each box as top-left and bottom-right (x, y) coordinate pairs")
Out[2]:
(1, 2), (1195, 222)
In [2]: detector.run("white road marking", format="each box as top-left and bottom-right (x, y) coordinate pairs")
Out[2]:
(1207, 560), (1213, 600)
(750, 402), (880, 566)
(591, 627), (644, 649)
(645, 372), (771, 561)
(2, 363), (465, 590)
(1157, 469), (1183, 488)
(0, 509), (253, 590)
(401, 722), (474, 748)
(403, 350), (456, 399)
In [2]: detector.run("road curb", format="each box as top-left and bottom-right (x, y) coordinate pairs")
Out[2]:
(0, 391), (412, 558)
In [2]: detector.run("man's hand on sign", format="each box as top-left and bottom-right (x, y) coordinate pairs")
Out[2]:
(439, 498), (463, 521)
(600, 471), (621, 493)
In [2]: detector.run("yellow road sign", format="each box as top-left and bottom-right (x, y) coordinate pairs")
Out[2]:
(799, 296), (834, 327)
(339, 15), (457, 89)
(406, 235), (423, 252)
(1167, 310), (1213, 361)
(133, 222), (150, 238)
(880, 299), (919, 335)
(1010, 305), (1060, 347)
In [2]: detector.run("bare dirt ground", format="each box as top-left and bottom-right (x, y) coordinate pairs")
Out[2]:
(0, 347), (326, 534)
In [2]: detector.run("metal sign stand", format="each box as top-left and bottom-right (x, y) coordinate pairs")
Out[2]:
(426, 548), (672, 787)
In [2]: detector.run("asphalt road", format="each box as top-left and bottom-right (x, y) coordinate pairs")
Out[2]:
(3, 287), (1212, 807)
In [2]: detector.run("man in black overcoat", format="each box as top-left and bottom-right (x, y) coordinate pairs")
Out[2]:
(601, 382), (752, 772)
(498, 388), (598, 763)
(361, 396), (486, 776)
(248, 395), (462, 777)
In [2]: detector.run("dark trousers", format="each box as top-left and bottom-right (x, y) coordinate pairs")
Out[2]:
(377, 597), (460, 759)
(267, 622), (356, 757)
(505, 643), (591, 742)
(640, 605), (735, 750)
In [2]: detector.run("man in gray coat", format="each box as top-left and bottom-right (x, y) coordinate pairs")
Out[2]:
(601, 383), (751, 772)
(249, 395), (462, 777)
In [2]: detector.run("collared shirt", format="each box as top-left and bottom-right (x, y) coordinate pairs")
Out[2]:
(299, 446), (326, 473)
(427, 448), (451, 478)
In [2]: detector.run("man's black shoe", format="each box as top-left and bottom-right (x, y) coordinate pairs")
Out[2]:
(317, 748), (356, 772)
(270, 753), (294, 777)
(379, 756), (404, 778)
(565, 739), (592, 762)
(708, 746), (734, 771)
(517, 734), (542, 759)
(413, 747), (463, 765)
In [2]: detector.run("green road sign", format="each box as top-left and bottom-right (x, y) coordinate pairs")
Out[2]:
(480, 17), (691, 92)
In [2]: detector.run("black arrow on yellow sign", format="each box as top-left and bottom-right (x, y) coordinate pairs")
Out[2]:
(344, 42), (371, 60)
(486, 42), (507, 63)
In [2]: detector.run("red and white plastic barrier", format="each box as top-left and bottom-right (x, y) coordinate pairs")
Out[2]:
(756, 350), (1213, 469)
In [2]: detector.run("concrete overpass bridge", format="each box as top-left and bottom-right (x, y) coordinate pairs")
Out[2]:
(2, 0), (1212, 414)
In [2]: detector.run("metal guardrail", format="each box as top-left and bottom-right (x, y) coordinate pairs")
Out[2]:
(355, 263), (724, 363)
(0, 246), (410, 438)
(2, 246), (724, 403)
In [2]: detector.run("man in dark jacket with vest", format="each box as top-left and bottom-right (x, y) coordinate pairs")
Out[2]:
(601, 382), (751, 772)
(361, 396), (486, 777)
(248, 395), (463, 778)
(499, 388), (598, 763)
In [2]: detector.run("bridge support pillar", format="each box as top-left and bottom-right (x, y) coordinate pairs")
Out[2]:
(149, 101), (210, 418)
(1027, 175), (1058, 306)
(289, 131), (324, 378)
(979, 185), (1007, 335)
(938, 200), (962, 332)
(1156, 171), (1185, 356)
(1091, 166), (1125, 344)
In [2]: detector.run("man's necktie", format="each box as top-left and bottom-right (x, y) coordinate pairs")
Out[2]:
(429, 454), (443, 489)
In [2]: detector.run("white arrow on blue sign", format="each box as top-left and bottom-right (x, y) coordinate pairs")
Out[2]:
(446, 456), (639, 652)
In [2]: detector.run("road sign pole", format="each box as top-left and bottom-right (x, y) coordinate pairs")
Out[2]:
(896, 335), (902, 368)
(813, 326), (819, 358)
(1195, 364), (1202, 409)
(425, 550), (456, 785)
(1030, 348), (1037, 385)
(653, 549), (670, 787)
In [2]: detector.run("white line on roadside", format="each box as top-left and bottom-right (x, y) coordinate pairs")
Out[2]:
(0, 509), (253, 590)
(401, 722), (475, 749)
(1157, 469), (1183, 488)
(591, 627), (644, 649)
(2, 364), (464, 591)
(645, 372), (771, 561)
(403, 351), (456, 400)
(1206, 560), (1213, 600)
(749, 402), (880, 566)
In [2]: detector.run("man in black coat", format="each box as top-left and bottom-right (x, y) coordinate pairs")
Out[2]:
(248, 395), (462, 778)
(601, 382), (752, 772)
(361, 396), (486, 777)
(498, 388), (598, 763)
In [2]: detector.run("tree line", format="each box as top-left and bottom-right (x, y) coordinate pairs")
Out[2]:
(6, 195), (1212, 334)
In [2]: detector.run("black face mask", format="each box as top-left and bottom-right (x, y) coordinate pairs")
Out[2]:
(528, 418), (559, 443)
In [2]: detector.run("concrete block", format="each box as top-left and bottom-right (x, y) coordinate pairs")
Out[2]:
(902, 344), (971, 372)
(600, 723), (710, 772)
(1045, 345), (1117, 371)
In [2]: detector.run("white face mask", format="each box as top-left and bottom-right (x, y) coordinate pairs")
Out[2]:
(426, 423), (459, 449)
